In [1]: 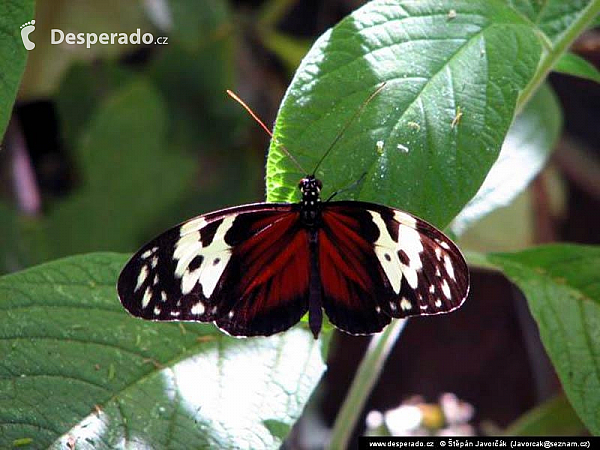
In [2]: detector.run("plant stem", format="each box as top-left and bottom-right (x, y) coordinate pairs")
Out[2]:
(516, 0), (600, 114)
(326, 319), (406, 449)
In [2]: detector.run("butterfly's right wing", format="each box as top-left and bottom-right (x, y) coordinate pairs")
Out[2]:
(318, 201), (469, 335)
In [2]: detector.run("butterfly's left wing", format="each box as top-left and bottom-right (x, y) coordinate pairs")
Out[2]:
(118, 203), (311, 337)
(319, 201), (469, 335)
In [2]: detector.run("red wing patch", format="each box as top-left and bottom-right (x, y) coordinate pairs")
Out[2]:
(318, 208), (392, 335)
(215, 211), (311, 336)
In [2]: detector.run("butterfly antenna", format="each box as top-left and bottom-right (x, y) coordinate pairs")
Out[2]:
(226, 90), (306, 174)
(311, 82), (387, 175)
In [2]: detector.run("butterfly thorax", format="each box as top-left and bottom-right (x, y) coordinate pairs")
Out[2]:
(299, 176), (323, 227)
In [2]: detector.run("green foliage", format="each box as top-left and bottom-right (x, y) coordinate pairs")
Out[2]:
(451, 83), (562, 233)
(46, 81), (196, 259)
(266, 0), (541, 228)
(506, 0), (597, 43)
(554, 52), (600, 84)
(487, 245), (600, 434)
(0, 254), (325, 448)
(0, 1), (35, 138)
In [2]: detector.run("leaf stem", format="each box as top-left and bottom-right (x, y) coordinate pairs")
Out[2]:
(326, 319), (406, 449)
(516, 0), (600, 114)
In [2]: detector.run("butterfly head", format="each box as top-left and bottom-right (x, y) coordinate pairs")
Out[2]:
(299, 176), (322, 225)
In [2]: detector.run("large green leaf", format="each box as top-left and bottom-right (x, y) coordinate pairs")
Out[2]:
(266, 0), (541, 228)
(451, 83), (562, 234)
(0, 1), (35, 140)
(505, 0), (598, 43)
(0, 253), (325, 449)
(486, 245), (600, 434)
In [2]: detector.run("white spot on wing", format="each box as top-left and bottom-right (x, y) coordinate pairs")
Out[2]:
(135, 265), (149, 292)
(394, 211), (417, 229)
(401, 264), (418, 289)
(142, 287), (152, 309)
(154, 306), (161, 315)
(400, 297), (412, 311)
(174, 233), (203, 279)
(389, 302), (397, 311)
(170, 311), (180, 317)
(369, 211), (403, 294)
(151, 256), (158, 269)
(175, 215), (235, 297)
(375, 306), (381, 313)
(141, 246), (159, 259)
(429, 285), (435, 294)
(180, 217), (208, 236)
(228, 310), (234, 319)
(420, 304), (428, 310)
(444, 255), (455, 280)
(199, 216), (235, 297)
(370, 210), (424, 293)
(435, 299), (442, 308)
(191, 302), (205, 315)
(397, 223), (423, 275)
(161, 291), (167, 302)
(440, 241), (450, 250)
(441, 279), (451, 299)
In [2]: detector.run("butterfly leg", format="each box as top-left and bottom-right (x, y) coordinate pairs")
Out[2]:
(308, 230), (323, 338)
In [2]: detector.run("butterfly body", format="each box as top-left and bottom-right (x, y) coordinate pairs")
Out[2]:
(118, 175), (469, 338)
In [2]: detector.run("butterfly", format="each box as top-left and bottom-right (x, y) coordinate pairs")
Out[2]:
(117, 88), (469, 339)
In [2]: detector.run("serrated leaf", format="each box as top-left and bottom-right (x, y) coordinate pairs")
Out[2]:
(0, 1), (35, 140)
(486, 245), (600, 434)
(554, 51), (600, 84)
(451, 83), (562, 234)
(506, 0), (598, 43)
(266, 0), (541, 228)
(0, 253), (326, 449)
